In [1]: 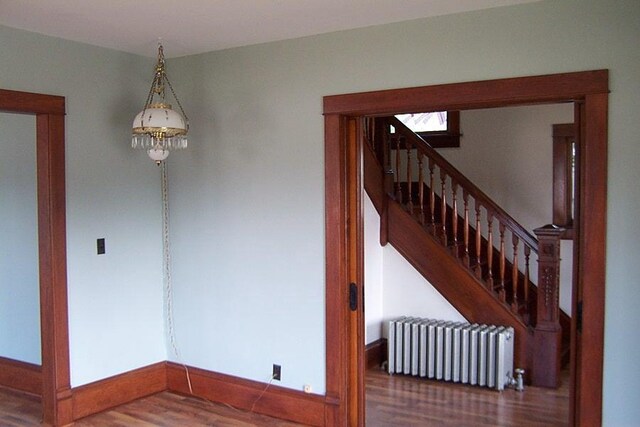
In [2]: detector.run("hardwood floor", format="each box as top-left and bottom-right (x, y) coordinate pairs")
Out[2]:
(366, 367), (570, 426)
(0, 385), (300, 427)
(1, 369), (569, 426)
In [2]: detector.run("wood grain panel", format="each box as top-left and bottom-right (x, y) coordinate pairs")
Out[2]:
(166, 362), (326, 426)
(0, 356), (42, 395)
(72, 362), (167, 421)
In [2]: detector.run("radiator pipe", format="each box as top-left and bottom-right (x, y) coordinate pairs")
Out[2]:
(508, 368), (525, 392)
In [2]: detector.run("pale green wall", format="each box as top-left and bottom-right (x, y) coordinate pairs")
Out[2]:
(169, 0), (640, 424)
(0, 26), (167, 386)
(0, 112), (40, 364)
(0, 0), (638, 423)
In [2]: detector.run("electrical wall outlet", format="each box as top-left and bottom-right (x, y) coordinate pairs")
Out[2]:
(272, 364), (281, 381)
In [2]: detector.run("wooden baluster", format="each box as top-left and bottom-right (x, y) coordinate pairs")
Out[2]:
(394, 136), (402, 201)
(440, 170), (447, 245)
(382, 120), (392, 182)
(498, 223), (506, 302)
(417, 153), (425, 224)
(486, 212), (494, 290)
(451, 181), (459, 256)
(429, 159), (436, 229)
(523, 244), (531, 321)
(406, 144), (413, 213)
(363, 117), (371, 150)
(382, 122), (394, 198)
(511, 234), (520, 314)
(474, 201), (482, 279)
(368, 117), (375, 152)
(463, 190), (470, 266)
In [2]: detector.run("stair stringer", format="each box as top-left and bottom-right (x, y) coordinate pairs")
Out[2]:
(385, 198), (533, 376)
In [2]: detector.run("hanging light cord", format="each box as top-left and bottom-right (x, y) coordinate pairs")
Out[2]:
(161, 162), (193, 394)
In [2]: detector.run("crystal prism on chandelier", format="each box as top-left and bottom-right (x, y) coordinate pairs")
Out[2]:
(132, 43), (189, 164)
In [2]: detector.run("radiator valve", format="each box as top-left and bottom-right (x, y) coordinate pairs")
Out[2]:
(508, 368), (525, 392)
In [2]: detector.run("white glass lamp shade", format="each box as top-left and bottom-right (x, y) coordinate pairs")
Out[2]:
(132, 103), (187, 137)
(131, 102), (188, 163)
(147, 148), (170, 163)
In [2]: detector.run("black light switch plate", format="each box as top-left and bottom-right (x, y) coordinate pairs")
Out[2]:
(97, 238), (105, 255)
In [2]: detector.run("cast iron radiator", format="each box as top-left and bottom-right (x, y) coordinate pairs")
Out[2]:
(387, 317), (515, 391)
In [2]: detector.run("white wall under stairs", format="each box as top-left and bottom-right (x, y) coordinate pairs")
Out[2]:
(364, 194), (465, 345)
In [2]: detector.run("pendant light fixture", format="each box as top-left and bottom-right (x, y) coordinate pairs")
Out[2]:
(132, 42), (189, 164)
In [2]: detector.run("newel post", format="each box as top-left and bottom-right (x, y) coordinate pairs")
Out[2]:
(532, 224), (564, 388)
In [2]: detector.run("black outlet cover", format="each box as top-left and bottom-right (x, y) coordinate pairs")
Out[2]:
(97, 238), (105, 255)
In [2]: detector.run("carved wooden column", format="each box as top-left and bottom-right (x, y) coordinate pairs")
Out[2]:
(532, 224), (564, 388)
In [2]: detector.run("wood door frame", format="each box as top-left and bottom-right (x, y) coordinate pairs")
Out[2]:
(323, 70), (608, 426)
(0, 89), (72, 426)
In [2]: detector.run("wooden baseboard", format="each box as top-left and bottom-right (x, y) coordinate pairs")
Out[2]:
(166, 362), (326, 426)
(56, 360), (330, 425)
(365, 338), (388, 370)
(71, 361), (167, 421)
(0, 356), (42, 395)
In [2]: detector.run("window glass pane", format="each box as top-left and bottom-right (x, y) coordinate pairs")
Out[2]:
(395, 112), (447, 132)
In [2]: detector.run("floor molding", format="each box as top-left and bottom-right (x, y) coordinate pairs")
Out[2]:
(14, 360), (330, 425)
(166, 362), (326, 426)
(0, 356), (42, 395)
(365, 338), (387, 370)
(71, 361), (167, 421)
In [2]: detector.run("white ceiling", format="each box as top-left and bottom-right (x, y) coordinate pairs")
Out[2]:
(0, 0), (539, 58)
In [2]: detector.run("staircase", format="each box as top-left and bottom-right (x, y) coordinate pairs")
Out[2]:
(364, 116), (569, 388)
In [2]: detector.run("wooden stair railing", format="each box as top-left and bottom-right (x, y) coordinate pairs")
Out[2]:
(363, 116), (565, 387)
(379, 116), (539, 324)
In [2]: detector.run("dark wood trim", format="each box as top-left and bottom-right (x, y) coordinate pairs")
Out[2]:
(1, 89), (71, 426)
(166, 362), (326, 426)
(324, 113), (348, 426)
(553, 123), (576, 238)
(574, 92), (607, 426)
(324, 70), (608, 115)
(0, 89), (65, 115)
(365, 339), (387, 370)
(37, 112), (73, 427)
(71, 362), (167, 421)
(0, 356), (42, 396)
(346, 118), (365, 426)
(323, 70), (608, 426)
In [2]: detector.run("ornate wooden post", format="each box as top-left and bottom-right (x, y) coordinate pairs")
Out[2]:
(532, 224), (564, 388)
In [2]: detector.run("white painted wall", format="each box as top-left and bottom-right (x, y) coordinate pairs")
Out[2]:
(0, 112), (40, 364)
(440, 104), (574, 314)
(364, 194), (464, 345)
(0, 26), (167, 386)
(364, 196), (384, 344)
(381, 246), (467, 335)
